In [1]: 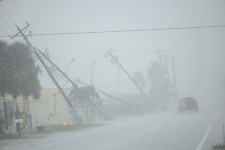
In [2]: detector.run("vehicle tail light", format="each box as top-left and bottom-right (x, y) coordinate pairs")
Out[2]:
(196, 101), (199, 106)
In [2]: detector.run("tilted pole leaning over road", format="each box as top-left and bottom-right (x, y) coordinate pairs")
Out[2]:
(12, 24), (73, 108)
(70, 78), (138, 110)
(171, 56), (178, 97)
(35, 47), (79, 91)
(107, 50), (150, 102)
(12, 25), (138, 115)
(36, 48), (138, 111)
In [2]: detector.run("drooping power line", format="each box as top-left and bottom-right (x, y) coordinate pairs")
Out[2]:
(7, 0), (48, 49)
(0, 21), (10, 36)
(1, 24), (225, 38)
(0, 4), (16, 24)
(0, 14), (16, 33)
(10, 0), (27, 22)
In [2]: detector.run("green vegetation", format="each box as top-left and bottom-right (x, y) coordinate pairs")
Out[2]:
(133, 71), (146, 90)
(69, 85), (100, 121)
(33, 124), (103, 134)
(0, 40), (41, 99)
(0, 40), (41, 130)
(0, 117), (3, 133)
(0, 133), (26, 140)
(213, 143), (225, 149)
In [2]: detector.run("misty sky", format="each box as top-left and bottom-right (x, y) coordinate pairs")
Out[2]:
(0, 0), (225, 98)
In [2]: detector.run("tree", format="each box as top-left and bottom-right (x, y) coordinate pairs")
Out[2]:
(0, 41), (10, 130)
(147, 61), (169, 108)
(133, 71), (146, 90)
(0, 40), (41, 130)
(5, 42), (41, 99)
(69, 85), (100, 122)
(0, 41), (10, 98)
(147, 61), (165, 88)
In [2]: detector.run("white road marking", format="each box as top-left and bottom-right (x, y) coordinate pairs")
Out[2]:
(195, 125), (212, 150)
(195, 109), (218, 150)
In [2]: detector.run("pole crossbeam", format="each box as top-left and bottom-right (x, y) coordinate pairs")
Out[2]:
(107, 50), (149, 102)
(12, 25), (73, 108)
(11, 25), (138, 114)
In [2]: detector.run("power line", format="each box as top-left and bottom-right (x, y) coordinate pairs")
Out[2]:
(1, 24), (225, 38)
(10, 0), (27, 22)
(0, 14), (16, 33)
(9, 0), (48, 49)
(0, 4), (15, 24)
(1, 0), (48, 50)
(0, 21), (9, 36)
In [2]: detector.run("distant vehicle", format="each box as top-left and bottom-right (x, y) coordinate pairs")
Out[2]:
(178, 97), (199, 112)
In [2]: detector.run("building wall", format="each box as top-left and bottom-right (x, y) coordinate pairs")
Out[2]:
(30, 99), (91, 127)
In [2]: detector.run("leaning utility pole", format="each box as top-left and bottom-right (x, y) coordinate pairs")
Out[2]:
(171, 57), (178, 97)
(155, 49), (165, 72)
(164, 55), (171, 86)
(11, 24), (73, 108)
(36, 48), (138, 109)
(155, 50), (173, 97)
(70, 77), (138, 110)
(35, 45), (138, 109)
(107, 50), (149, 102)
(35, 47), (79, 90)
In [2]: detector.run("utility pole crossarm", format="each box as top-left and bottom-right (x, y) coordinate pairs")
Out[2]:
(36, 48), (78, 89)
(37, 48), (138, 110)
(107, 51), (149, 102)
(10, 24), (30, 39)
(12, 25), (73, 108)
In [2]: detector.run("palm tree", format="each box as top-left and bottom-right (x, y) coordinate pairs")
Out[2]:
(69, 85), (99, 122)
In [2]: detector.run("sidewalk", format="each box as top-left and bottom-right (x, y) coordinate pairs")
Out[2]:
(0, 123), (103, 140)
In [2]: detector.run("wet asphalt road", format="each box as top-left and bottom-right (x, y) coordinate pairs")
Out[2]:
(1, 91), (224, 150)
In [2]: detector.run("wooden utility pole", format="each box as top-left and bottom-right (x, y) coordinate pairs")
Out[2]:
(70, 77), (138, 110)
(171, 57), (178, 96)
(107, 50), (149, 102)
(37, 46), (139, 111)
(155, 49), (165, 72)
(164, 55), (171, 86)
(155, 50), (174, 101)
(12, 24), (73, 108)
(12, 25), (138, 120)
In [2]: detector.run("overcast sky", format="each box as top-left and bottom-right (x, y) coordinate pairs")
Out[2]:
(0, 0), (225, 98)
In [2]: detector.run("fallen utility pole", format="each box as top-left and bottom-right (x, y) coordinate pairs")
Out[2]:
(12, 25), (138, 112)
(107, 50), (149, 102)
(171, 56), (178, 97)
(70, 78), (138, 110)
(36, 50), (138, 110)
(12, 24), (73, 108)
(99, 91), (138, 110)
(36, 47), (79, 90)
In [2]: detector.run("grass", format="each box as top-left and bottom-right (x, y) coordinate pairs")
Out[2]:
(0, 133), (26, 140)
(0, 123), (103, 140)
(36, 123), (102, 133)
(213, 143), (225, 149)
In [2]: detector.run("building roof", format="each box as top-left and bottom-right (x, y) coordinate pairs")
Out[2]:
(3, 88), (72, 104)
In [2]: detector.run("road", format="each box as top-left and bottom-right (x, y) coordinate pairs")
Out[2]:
(1, 91), (225, 150)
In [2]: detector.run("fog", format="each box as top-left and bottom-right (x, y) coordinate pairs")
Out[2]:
(0, 0), (225, 150)
(1, 0), (225, 96)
